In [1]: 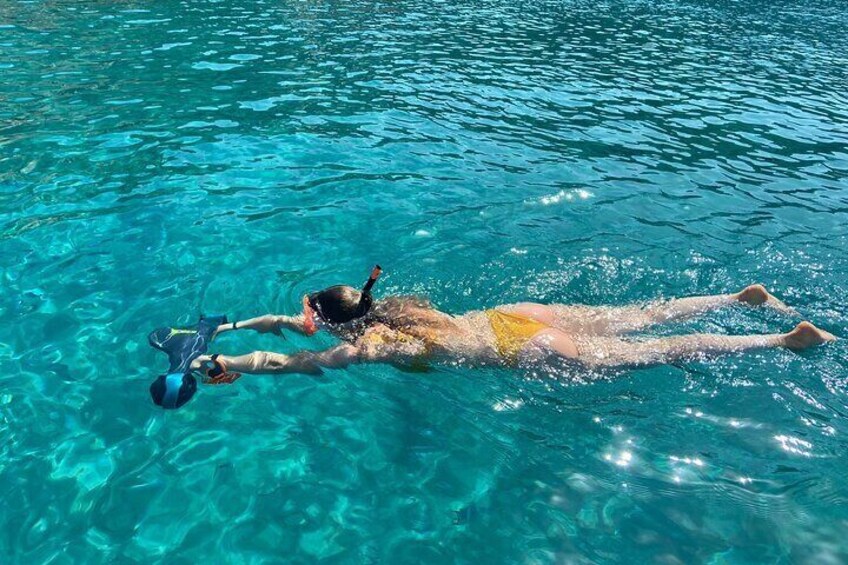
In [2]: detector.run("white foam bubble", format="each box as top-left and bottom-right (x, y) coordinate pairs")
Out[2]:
(538, 189), (593, 205)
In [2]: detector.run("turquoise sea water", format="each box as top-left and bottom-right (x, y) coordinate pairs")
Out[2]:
(2, 0), (848, 562)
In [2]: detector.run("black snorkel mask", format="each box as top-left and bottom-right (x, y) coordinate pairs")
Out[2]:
(303, 265), (382, 333)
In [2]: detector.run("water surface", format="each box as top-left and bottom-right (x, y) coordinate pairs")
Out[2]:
(1, 0), (848, 562)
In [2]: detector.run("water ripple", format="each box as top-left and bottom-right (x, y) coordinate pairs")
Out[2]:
(1, 0), (847, 562)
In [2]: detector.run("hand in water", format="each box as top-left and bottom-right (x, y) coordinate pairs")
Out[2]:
(203, 372), (241, 385)
(191, 355), (211, 371)
(191, 354), (242, 384)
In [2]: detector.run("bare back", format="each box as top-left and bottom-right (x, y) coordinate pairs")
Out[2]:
(364, 300), (504, 365)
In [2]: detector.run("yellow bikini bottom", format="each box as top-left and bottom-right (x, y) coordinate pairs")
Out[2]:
(486, 309), (549, 362)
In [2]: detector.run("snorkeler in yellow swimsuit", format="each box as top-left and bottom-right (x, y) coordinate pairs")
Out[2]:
(193, 266), (835, 381)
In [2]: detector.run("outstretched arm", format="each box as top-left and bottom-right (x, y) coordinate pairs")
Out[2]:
(196, 344), (361, 376)
(214, 314), (309, 337)
(195, 330), (429, 377)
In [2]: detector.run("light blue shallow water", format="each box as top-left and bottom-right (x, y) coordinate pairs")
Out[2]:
(2, 0), (848, 562)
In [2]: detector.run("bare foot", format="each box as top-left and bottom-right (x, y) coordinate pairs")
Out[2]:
(736, 284), (769, 305)
(735, 284), (798, 315)
(784, 322), (836, 351)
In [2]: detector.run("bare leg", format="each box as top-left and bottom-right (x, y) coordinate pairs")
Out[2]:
(507, 285), (796, 336)
(576, 332), (783, 368)
(525, 322), (834, 369)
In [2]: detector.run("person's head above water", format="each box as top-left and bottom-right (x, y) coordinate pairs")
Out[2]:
(302, 265), (382, 335)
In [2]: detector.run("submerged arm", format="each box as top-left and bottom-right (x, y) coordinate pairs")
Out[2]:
(234, 345), (359, 375)
(214, 314), (309, 337)
(196, 332), (428, 377)
(204, 344), (362, 376)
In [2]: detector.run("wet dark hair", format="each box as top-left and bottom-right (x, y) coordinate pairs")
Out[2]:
(307, 266), (381, 325)
(307, 285), (371, 325)
(317, 292), (452, 342)
(304, 267), (455, 343)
